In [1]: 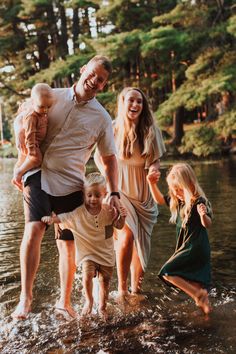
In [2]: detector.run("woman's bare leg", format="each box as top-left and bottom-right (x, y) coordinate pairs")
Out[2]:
(163, 275), (211, 314)
(130, 244), (144, 294)
(116, 225), (134, 296)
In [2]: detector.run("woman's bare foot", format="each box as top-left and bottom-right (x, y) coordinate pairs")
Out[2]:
(116, 290), (129, 304)
(55, 301), (77, 318)
(195, 289), (211, 315)
(81, 301), (93, 317)
(11, 298), (32, 319)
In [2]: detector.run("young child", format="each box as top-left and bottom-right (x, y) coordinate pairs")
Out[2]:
(147, 163), (212, 315)
(12, 83), (54, 191)
(42, 172), (127, 320)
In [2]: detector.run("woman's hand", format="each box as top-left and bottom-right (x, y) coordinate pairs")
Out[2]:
(147, 170), (161, 184)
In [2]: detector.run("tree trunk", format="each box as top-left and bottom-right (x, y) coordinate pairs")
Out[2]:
(171, 106), (184, 146)
(72, 6), (80, 51)
(58, 0), (69, 58)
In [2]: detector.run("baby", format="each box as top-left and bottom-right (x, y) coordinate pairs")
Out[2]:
(12, 83), (54, 190)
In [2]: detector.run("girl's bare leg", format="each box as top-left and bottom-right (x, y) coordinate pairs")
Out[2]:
(130, 244), (144, 294)
(163, 275), (211, 314)
(116, 225), (134, 297)
(81, 273), (94, 316)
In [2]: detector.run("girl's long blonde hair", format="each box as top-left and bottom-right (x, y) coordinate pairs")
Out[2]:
(166, 163), (211, 226)
(114, 87), (155, 158)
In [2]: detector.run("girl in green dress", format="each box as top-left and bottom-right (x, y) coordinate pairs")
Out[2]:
(147, 163), (212, 315)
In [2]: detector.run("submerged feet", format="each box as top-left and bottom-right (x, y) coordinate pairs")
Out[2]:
(195, 289), (211, 315)
(55, 301), (78, 319)
(11, 298), (32, 320)
(81, 300), (93, 317)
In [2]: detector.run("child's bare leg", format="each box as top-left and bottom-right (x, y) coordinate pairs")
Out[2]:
(81, 273), (94, 316)
(98, 277), (109, 321)
(163, 275), (211, 314)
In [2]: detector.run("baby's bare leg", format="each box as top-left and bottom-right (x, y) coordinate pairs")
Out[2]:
(98, 278), (109, 321)
(81, 272), (94, 316)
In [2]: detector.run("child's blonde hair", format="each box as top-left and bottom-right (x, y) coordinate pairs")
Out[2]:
(84, 172), (106, 189)
(31, 83), (53, 101)
(114, 87), (156, 159)
(166, 163), (211, 226)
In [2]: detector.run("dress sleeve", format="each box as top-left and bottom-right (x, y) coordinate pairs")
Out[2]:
(23, 113), (42, 164)
(145, 125), (166, 168)
(196, 197), (213, 219)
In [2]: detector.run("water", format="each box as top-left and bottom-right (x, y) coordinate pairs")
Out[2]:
(0, 157), (235, 354)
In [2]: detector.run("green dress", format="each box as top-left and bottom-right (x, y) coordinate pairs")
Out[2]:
(159, 196), (211, 289)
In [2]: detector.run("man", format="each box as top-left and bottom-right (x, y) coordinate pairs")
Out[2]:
(12, 55), (121, 319)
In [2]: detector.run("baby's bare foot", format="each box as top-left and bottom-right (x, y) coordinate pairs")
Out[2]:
(81, 301), (93, 317)
(98, 309), (108, 321)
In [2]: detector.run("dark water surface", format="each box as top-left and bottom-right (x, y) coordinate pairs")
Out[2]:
(0, 158), (235, 354)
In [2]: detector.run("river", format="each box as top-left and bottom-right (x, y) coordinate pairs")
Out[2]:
(0, 157), (235, 353)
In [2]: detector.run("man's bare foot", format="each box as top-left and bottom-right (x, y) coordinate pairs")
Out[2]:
(81, 301), (93, 317)
(195, 289), (211, 315)
(11, 298), (32, 320)
(55, 301), (77, 319)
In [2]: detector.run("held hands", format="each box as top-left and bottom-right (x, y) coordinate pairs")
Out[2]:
(119, 206), (127, 218)
(41, 215), (54, 225)
(146, 170), (161, 185)
(197, 203), (207, 217)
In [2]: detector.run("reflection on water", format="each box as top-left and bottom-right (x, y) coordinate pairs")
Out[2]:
(0, 157), (236, 353)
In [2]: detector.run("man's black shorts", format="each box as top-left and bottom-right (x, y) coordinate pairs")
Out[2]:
(23, 171), (83, 240)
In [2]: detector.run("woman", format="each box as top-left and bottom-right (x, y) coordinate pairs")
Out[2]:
(96, 87), (166, 298)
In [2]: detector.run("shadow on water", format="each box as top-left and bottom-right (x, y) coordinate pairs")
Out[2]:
(0, 157), (236, 353)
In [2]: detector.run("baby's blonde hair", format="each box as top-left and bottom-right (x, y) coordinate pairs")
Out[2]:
(166, 163), (211, 225)
(84, 172), (106, 189)
(31, 83), (53, 100)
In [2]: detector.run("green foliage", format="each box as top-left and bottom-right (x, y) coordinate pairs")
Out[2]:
(179, 125), (221, 157)
(96, 91), (117, 117)
(227, 14), (236, 37)
(215, 107), (236, 139)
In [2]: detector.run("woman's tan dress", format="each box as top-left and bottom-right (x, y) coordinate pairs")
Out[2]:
(115, 126), (166, 271)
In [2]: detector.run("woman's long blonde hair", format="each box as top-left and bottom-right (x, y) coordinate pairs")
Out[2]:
(114, 87), (155, 158)
(166, 163), (211, 226)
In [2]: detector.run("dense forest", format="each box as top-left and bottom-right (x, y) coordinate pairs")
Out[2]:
(0, 0), (235, 157)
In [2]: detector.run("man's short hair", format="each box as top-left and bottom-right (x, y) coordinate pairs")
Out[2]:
(88, 55), (112, 75)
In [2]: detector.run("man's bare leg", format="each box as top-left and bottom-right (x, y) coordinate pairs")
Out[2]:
(12, 221), (46, 319)
(56, 239), (77, 317)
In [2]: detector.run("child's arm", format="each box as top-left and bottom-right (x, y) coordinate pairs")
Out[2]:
(113, 206), (127, 230)
(197, 203), (212, 228)
(41, 212), (61, 225)
(146, 170), (166, 205)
